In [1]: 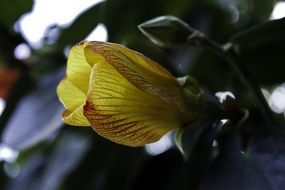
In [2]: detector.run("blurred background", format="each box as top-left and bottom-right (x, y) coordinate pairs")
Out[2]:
(1, 0), (285, 189)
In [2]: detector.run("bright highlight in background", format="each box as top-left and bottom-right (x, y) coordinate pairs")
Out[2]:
(85, 23), (108, 42)
(0, 144), (19, 163)
(145, 134), (173, 156)
(18, 0), (104, 48)
(269, 85), (285, 114)
(63, 23), (108, 57)
(0, 98), (5, 116)
(14, 43), (31, 60)
(270, 2), (285, 20)
(215, 91), (235, 103)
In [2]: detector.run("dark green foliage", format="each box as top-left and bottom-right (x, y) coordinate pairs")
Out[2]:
(0, 0), (33, 28)
(232, 17), (285, 84)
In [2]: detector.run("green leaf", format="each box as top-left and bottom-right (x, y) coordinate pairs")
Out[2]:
(247, 0), (275, 24)
(231, 17), (285, 50)
(138, 16), (194, 48)
(0, 0), (33, 27)
(174, 123), (206, 157)
(231, 17), (285, 84)
(102, 0), (163, 43)
(175, 120), (220, 159)
(56, 2), (105, 49)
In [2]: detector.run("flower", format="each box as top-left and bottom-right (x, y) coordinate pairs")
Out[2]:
(57, 41), (198, 147)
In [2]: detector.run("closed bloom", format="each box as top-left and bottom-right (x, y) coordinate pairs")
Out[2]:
(57, 41), (198, 147)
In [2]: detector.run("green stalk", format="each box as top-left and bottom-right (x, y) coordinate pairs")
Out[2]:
(187, 31), (274, 126)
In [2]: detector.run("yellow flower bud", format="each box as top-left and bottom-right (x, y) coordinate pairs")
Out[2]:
(57, 41), (198, 147)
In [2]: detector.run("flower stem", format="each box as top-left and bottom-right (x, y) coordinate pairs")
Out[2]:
(187, 31), (274, 125)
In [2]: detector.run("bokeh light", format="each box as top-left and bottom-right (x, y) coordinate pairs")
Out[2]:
(0, 144), (19, 163)
(145, 133), (173, 156)
(14, 43), (31, 60)
(271, 1), (285, 20)
(268, 85), (285, 114)
(17, 0), (104, 48)
(215, 91), (235, 103)
(4, 162), (21, 178)
(85, 23), (108, 42)
(0, 98), (5, 116)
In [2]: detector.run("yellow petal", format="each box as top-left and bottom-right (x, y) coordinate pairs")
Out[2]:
(84, 42), (183, 109)
(57, 43), (93, 127)
(92, 42), (174, 80)
(66, 43), (92, 93)
(83, 60), (180, 147)
(57, 79), (85, 110)
(63, 105), (90, 126)
(57, 78), (90, 126)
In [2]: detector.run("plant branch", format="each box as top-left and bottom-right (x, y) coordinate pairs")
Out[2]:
(187, 31), (274, 125)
